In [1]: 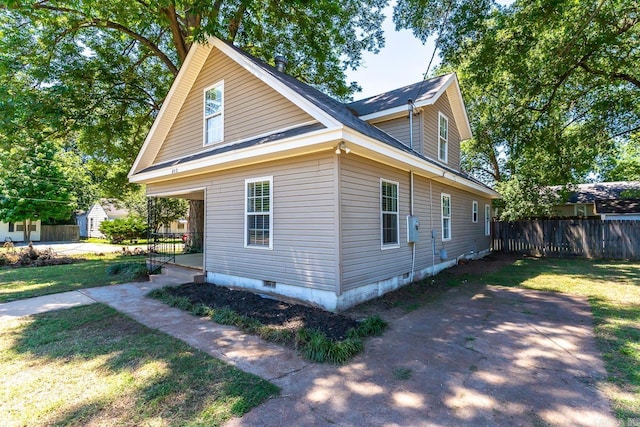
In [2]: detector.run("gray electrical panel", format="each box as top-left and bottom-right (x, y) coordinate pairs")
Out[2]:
(407, 215), (420, 243)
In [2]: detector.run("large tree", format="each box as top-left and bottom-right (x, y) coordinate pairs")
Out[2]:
(2, 0), (387, 195)
(394, 0), (640, 219)
(0, 139), (75, 241)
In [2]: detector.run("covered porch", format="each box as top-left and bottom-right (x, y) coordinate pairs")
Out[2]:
(146, 188), (205, 274)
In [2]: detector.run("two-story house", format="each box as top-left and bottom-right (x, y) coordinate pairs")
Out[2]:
(128, 37), (499, 311)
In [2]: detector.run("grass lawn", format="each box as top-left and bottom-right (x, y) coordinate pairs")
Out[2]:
(0, 303), (278, 426)
(483, 257), (640, 422)
(0, 253), (147, 303)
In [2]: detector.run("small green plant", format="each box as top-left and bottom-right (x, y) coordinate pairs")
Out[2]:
(393, 367), (413, 380)
(258, 327), (294, 344)
(106, 262), (148, 281)
(350, 315), (387, 338)
(299, 330), (332, 363)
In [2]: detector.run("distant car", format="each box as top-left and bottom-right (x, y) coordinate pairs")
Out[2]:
(182, 234), (188, 242)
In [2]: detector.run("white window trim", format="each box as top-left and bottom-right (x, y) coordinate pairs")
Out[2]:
(380, 178), (400, 249)
(438, 112), (449, 163)
(244, 176), (273, 250)
(574, 204), (587, 217)
(441, 193), (451, 241)
(485, 204), (491, 236)
(472, 201), (478, 223)
(203, 80), (224, 146)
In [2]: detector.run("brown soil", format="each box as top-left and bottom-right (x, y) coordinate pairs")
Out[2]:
(168, 283), (360, 341)
(167, 253), (522, 341)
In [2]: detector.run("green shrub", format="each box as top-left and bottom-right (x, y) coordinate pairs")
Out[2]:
(349, 315), (387, 338)
(99, 216), (147, 243)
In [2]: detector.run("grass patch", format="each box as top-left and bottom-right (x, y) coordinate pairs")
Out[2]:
(106, 261), (148, 281)
(483, 257), (640, 422)
(392, 367), (413, 380)
(0, 254), (147, 303)
(149, 288), (387, 364)
(0, 304), (278, 426)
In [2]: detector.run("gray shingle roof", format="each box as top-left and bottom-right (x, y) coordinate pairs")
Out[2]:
(139, 123), (325, 174)
(346, 76), (451, 117)
(564, 181), (640, 203)
(595, 199), (640, 214)
(141, 41), (494, 193)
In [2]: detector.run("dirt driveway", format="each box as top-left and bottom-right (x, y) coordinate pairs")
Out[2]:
(227, 284), (615, 426)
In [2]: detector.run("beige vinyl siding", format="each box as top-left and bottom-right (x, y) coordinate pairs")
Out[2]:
(340, 155), (492, 291)
(422, 93), (461, 170)
(206, 152), (337, 291)
(153, 48), (313, 164)
(426, 180), (492, 262)
(374, 114), (423, 154)
(340, 155), (412, 291)
(552, 204), (597, 217)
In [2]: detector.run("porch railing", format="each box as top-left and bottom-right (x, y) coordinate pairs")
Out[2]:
(147, 232), (203, 274)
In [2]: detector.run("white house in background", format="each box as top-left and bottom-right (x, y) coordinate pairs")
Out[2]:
(76, 202), (129, 238)
(0, 220), (42, 242)
(158, 219), (188, 234)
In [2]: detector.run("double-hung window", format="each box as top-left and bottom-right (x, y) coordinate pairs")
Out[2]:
(7, 222), (14, 232)
(485, 204), (491, 236)
(472, 201), (478, 223)
(381, 179), (399, 248)
(441, 193), (451, 241)
(438, 112), (448, 163)
(245, 177), (272, 249)
(204, 82), (224, 145)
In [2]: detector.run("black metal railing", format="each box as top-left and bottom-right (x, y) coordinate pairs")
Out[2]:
(147, 231), (203, 274)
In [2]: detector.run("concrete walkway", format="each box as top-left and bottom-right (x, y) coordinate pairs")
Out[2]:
(0, 280), (617, 426)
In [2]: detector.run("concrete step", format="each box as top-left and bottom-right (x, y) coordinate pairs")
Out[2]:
(149, 263), (203, 285)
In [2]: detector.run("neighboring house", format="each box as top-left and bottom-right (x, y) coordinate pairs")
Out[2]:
(76, 202), (129, 238)
(159, 219), (188, 235)
(0, 220), (41, 242)
(551, 181), (640, 220)
(128, 37), (500, 311)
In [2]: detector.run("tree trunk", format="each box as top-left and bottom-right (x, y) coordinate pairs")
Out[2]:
(24, 218), (31, 242)
(187, 199), (204, 252)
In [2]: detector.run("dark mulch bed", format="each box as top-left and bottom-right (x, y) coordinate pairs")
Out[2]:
(168, 283), (360, 341)
(164, 253), (521, 341)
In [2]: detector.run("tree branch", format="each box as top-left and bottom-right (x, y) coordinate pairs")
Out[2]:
(228, 1), (249, 42)
(161, 3), (189, 63)
(33, 3), (179, 75)
(578, 61), (640, 89)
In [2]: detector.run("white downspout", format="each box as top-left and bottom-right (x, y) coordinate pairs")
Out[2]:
(410, 170), (416, 282)
(430, 179), (435, 275)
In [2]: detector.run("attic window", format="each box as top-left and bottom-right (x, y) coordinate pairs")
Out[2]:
(204, 81), (224, 145)
(438, 112), (448, 163)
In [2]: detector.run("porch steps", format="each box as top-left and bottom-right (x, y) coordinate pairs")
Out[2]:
(150, 263), (203, 285)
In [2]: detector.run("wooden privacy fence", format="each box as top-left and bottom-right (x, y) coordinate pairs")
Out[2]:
(493, 219), (640, 260)
(40, 225), (80, 242)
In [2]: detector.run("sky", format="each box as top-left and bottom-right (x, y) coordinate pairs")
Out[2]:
(348, 1), (514, 100)
(345, 5), (438, 100)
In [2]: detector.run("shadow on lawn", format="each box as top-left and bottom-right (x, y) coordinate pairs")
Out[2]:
(9, 304), (277, 425)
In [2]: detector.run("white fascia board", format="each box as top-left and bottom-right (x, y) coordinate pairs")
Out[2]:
(128, 42), (211, 178)
(358, 74), (455, 122)
(342, 128), (500, 198)
(130, 127), (343, 183)
(447, 77), (473, 140)
(211, 38), (340, 129)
